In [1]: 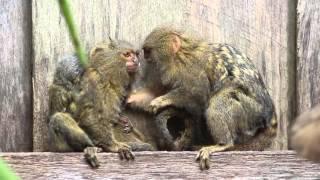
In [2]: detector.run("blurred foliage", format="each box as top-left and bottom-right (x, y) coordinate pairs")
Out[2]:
(0, 159), (19, 180)
(58, 0), (88, 68)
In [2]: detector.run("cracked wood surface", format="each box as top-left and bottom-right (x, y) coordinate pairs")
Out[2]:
(0, 0), (32, 152)
(1, 151), (319, 179)
(297, 0), (320, 115)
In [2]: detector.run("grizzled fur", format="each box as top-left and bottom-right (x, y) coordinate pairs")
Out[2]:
(205, 43), (276, 144)
(141, 27), (277, 169)
(48, 40), (154, 168)
(54, 54), (84, 90)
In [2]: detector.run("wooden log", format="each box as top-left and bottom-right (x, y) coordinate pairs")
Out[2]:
(297, 0), (320, 114)
(1, 151), (319, 179)
(0, 0), (33, 151)
(32, 0), (296, 151)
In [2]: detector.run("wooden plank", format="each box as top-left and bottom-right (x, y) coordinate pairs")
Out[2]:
(1, 151), (319, 179)
(0, 0), (33, 151)
(297, 0), (320, 114)
(32, 0), (295, 151)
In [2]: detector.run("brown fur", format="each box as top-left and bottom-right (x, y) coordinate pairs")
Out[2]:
(291, 105), (320, 162)
(48, 40), (153, 168)
(138, 26), (277, 169)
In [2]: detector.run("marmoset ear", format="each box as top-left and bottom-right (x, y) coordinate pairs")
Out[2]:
(89, 44), (106, 59)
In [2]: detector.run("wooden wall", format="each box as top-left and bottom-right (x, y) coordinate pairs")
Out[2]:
(0, 0), (318, 151)
(0, 0), (32, 151)
(297, 0), (320, 115)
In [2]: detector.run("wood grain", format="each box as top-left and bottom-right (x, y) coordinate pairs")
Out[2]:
(297, 0), (320, 114)
(32, 0), (296, 151)
(0, 0), (33, 151)
(1, 151), (319, 179)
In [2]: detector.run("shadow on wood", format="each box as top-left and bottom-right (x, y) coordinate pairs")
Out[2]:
(1, 151), (319, 179)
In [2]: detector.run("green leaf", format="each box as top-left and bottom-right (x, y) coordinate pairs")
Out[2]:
(57, 0), (89, 68)
(0, 159), (19, 180)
